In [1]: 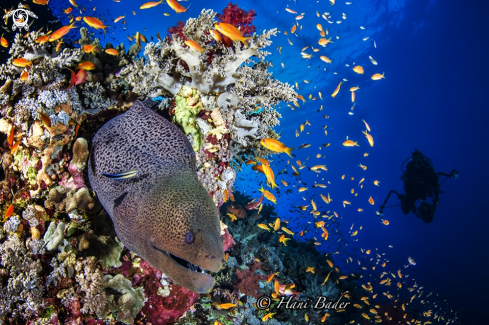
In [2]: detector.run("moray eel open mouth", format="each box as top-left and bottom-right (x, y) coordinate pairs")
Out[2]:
(153, 245), (213, 278)
(167, 251), (207, 274)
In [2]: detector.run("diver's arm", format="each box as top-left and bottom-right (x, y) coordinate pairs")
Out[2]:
(378, 190), (400, 217)
(436, 170), (459, 179)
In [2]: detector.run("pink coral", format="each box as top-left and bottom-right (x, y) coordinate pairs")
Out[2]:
(134, 260), (199, 324)
(222, 227), (234, 251)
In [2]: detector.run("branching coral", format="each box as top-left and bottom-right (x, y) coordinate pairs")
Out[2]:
(0, 233), (45, 320)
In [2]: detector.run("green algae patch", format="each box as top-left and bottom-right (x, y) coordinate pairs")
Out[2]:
(173, 86), (205, 152)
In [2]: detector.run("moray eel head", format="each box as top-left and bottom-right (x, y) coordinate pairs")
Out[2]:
(120, 171), (223, 293)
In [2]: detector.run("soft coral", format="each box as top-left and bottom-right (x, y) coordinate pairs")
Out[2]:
(167, 3), (257, 47)
(217, 3), (257, 47)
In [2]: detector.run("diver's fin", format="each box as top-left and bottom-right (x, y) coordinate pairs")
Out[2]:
(101, 169), (138, 180)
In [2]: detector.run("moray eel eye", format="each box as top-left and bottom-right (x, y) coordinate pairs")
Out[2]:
(185, 231), (195, 244)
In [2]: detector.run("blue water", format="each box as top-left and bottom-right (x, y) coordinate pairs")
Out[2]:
(39, 0), (489, 323)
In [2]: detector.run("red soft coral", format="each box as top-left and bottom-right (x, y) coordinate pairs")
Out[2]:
(134, 260), (199, 324)
(234, 261), (267, 298)
(167, 20), (185, 40)
(217, 3), (257, 47)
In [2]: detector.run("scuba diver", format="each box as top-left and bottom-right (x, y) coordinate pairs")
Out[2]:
(378, 149), (458, 223)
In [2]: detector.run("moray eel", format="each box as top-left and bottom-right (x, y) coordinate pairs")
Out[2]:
(88, 100), (223, 293)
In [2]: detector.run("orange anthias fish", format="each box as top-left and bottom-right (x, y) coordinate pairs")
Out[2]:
(363, 130), (374, 147)
(10, 140), (21, 155)
(83, 16), (109, 34)
(76, 61), (96, 70)
(3, 204), (14, 222)
(251, 164), (264, 173)
(55, 39), (64, 52)
(184, 39), (204, 53)
(260, 138), (295, 158)
(331, 81), (343, 98)
(105, 48), (120, 56)
(114, 15), (125, 23)
(20, 69), (29, 81)
(0, 34), (8, 48)
(258, 186), (276, 204)
(209, 29), (222, 42)
(262, 312), (276, 322)
(49, 22), (77, 42)
(371, 73), (385, 80)
(279, 283), (301, 297)
(82, 44), (97, 54)
(140, 1), (163, 9)
(320, 55), (332, 64)
(35, 34), (50, 44)
(214, 303), (236, 310)
(343, 136), (359, 147)
(322, 271), (332, 285)
(273, 217), (280, 231)
(262, 163), (278, 189)
(166, 0), (188, 13)
(33, 0), (49, 5)
(318, 37), (333, 47)
(266, 272), (279, 283)
(12, 58), (31, 68)
(214, 23), (250, 46)
(64, 7), (73, 14)
(75, 69), (87, 85)
(278, 234), (290, 246)
(368, 196), (375, 205)
(257, 224), (270, 232)
(65, 68), (77, 90)
(353, 66), (364, 74)
(8, 125), (14, 147)
(69, 0), (78, 8)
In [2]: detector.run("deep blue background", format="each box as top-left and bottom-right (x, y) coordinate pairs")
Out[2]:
(7, 0), (486, 323)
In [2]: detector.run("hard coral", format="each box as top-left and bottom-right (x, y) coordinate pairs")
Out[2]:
(0, 233), (45, 320)
(45, 187), (101, 214)
(102, 274), (146, 324)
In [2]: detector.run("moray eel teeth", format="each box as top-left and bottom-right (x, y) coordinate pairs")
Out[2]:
(155, 246), (208, 275)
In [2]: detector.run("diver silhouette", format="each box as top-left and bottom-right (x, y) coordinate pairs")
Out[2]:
(378, 149), (458, 223)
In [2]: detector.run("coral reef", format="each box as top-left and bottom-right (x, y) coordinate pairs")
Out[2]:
(120, 8), (296, 208)
(0, 4), (304, 324)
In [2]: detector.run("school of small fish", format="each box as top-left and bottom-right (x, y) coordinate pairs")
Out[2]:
(245, 1), (456, 323)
